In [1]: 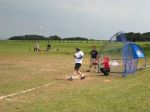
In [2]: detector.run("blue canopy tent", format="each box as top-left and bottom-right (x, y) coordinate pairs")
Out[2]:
(99, 32), (146, 77)
(122, 42), (146, 76)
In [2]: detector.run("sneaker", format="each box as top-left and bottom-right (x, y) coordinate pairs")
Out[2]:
(80, 76), (85, 80)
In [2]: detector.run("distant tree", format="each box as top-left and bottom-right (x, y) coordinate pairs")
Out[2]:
(125, 32), (144, 42)
(9, 35), (47, 40)
(141, 32), (150, 41)
(63, 37), (88, 40)
(48, 35), (61, 40)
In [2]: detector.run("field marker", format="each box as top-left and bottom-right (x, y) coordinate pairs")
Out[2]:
(0, 81), (57, 100)
(146, 66), (150, 68)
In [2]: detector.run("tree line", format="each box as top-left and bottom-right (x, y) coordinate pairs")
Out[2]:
(126, 32), (150, 42)
(9, 35), (88, 40)
(8, 32), (150, 41)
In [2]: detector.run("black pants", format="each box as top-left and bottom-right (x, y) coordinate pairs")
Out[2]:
(100, 68), (110, 76)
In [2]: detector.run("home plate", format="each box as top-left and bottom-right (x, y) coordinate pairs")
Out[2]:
(103, 80), (111, 82)
(66, 76), (79, 80)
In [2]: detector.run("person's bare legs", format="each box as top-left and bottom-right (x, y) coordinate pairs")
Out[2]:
(88, 60), (94, 72)
(94, 64), (99, 72)
(74, 70), (85, 79)
(89, 59), (98, 72)
(89, 65), (92, 71)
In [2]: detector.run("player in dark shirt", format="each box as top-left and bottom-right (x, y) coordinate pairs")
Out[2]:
(91, 48), (98, 59)
(87, 46), (99, 72)
(46, 44), (51, 51)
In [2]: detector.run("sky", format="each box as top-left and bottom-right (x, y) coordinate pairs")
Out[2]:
(0, 0), (150, 39)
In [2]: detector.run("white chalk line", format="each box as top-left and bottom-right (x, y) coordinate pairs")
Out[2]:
(146, 66), (150, 68)
(0, 81), (57, 100)
(5, 98), (27, 103)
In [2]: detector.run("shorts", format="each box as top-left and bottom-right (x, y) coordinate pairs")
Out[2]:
(90, 58), (98, 65)
(74, 63), (81, 71)
(100, 68), (110, 76)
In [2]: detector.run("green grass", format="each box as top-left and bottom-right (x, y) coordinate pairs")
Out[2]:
(0, 40), (102, 56)
(0, 40), (150, 112)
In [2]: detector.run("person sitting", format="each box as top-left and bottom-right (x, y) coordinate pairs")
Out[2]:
(100, 56), (110, 76)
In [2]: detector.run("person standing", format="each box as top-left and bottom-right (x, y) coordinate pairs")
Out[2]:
(34, 41), (40, 52)
(46, 43), (51, 51)
(87, 46), (99, 72)
(73, 48), (85, 80)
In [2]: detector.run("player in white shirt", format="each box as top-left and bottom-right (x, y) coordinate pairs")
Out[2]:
(74, 48), (85, 80)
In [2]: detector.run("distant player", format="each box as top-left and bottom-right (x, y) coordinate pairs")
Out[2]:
(87, 46), (99, 72)
(46, 43), (51, 51)
(34, 41), (40, 52)
(73, 48), (85, 80)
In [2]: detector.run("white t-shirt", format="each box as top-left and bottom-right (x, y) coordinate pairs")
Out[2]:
(74, 51), (84, 64)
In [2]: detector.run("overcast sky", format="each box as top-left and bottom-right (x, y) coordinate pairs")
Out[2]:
(0, 0), (150, 39)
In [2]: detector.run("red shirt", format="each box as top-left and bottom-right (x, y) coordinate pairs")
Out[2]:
(102, 59), (110, 69)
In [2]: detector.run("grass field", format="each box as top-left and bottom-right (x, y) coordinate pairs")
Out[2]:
(0, 40), (150, 112)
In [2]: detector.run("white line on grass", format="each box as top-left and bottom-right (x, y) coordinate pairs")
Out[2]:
(146, 66), (150, 68)
(0, 81), (57, 100)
